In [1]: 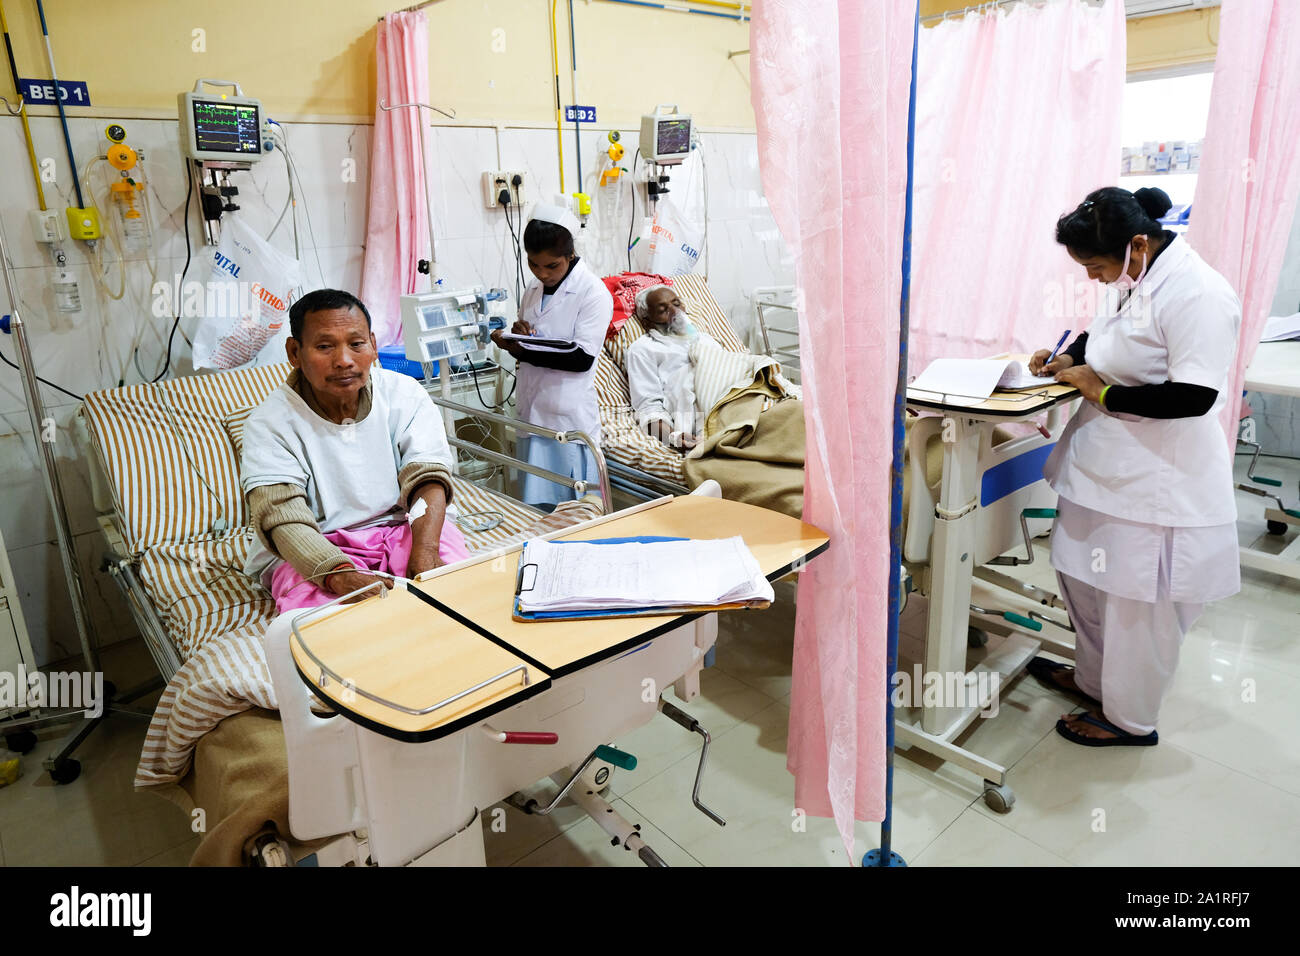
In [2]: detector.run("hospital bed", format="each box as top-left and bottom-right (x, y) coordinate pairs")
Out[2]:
(900, 371), (1080, 811)
(77, 360), (826, 865)
(74, 361), (604, 862)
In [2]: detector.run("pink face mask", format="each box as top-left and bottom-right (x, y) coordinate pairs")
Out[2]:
(1108, 238), (1148, 292)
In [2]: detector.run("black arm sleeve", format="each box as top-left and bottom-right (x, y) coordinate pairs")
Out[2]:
(1062, 332), (1088, 366)
(1103, 381), (1218, 419)
(513, 344), (596, 372)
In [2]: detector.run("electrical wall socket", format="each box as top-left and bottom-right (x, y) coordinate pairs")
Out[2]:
(481, 170), (527, 209)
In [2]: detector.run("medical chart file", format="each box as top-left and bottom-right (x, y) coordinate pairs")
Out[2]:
(414, 495), (830, 677)
(512, 535), (774, 622)
(288, 585), (552, 743)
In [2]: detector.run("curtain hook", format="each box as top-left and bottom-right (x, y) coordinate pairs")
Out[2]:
(1, 94), (22, 116)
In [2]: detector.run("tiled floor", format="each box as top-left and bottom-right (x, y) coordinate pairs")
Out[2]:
(2, 456), (1297, 866)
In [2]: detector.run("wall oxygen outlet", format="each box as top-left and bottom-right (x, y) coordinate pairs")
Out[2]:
(481, 170), (527, 209)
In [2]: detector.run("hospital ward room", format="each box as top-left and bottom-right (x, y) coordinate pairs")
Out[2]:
(1, 0), (1299, 900)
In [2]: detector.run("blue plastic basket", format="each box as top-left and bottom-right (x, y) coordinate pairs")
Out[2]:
(378, 346), (436, 379)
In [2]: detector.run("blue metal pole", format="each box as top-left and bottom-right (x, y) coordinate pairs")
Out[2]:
(568, 0), (582, 187)
(865, 0), (918, 870)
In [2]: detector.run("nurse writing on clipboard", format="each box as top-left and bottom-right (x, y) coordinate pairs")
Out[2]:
(491, 204), (612, 511)
(1026, 186), (1242, 747)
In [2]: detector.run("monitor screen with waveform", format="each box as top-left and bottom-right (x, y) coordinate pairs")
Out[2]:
(192, 100), (261, 156)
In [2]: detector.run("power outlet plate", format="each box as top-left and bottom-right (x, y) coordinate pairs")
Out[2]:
(481, 170), (527, 209)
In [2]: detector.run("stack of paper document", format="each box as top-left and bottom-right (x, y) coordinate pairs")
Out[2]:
(910, 357), (1054, 402)
(515, 536), (774, 617)
(1261, 313), (1300, 343)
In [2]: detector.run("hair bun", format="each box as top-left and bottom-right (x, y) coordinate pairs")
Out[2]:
(1133, 186), (1172, 221)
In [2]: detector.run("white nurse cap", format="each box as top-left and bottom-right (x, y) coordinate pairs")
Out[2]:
(528, 202), (580, 236)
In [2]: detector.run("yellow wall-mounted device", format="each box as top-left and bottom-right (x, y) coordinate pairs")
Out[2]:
(573, 192), (592, 216)
(66, 207), (102, 241)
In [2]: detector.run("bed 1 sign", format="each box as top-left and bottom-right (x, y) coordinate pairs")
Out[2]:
(565, 105), (596, 123)
(18, 78), (92, 106)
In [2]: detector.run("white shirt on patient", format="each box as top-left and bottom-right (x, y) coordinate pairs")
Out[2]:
(625, 328), (719, 438)
(240, 367), (455, 585)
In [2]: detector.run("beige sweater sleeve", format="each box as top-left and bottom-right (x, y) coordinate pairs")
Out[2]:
(247, 483), (350, 581)
(399, 461), (454, 510)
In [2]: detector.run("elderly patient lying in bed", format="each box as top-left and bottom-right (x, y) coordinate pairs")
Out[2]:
(625, 285), (712, 450)
(240, 288), (469, 613)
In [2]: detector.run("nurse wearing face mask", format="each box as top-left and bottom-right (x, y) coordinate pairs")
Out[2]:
(1024, 186), (1242, 747)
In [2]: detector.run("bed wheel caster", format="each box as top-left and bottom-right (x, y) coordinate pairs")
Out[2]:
(967, 626), (989, 649)
(982, 780), (1014, 813)
(48, 758), (81, 785)
(1267, 520), (1288, 536)
(5, 730), (37, 754)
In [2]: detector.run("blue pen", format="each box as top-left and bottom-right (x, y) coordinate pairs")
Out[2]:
(1045, 329), (1071, 367)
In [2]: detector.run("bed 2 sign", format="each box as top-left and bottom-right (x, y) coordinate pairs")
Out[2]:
(18, 78), (92, 106)
(565, 105), (596, 123)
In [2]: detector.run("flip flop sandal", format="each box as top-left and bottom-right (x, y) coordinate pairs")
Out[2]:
(1025, 657), (1100, 707)
(1056, 712), (1158, 747)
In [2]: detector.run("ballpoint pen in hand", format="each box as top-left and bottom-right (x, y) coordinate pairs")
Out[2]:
(1045, 329), (1071, 368)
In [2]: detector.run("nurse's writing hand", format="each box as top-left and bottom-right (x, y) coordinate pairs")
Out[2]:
(512, 319), (534, 336)
(1054, 365), (1106, 404)
(324, 566), (394, 603)
(1029, 349), (1075, 376)
(490, 329), (523, 359)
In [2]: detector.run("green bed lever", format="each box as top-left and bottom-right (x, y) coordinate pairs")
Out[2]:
(595, 744), (638, 771)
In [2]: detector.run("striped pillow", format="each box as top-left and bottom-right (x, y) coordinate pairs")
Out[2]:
(82, 363), (291, 552)
(223, 405), (255, 463)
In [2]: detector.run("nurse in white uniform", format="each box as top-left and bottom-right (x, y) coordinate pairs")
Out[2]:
(490, 205), (612, 510)
(1027, 186), (1241, 746)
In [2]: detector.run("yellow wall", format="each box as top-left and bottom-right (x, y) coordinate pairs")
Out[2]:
(919, 1), (1220, 74)
(0, 0), (755, 129)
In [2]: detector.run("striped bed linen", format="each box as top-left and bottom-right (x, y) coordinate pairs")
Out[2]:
(596, 274), (754, 485)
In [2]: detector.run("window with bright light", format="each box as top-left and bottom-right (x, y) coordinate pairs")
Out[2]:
(1120, 69), (1214, 207)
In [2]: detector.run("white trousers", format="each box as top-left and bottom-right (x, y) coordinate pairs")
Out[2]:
(1056, 572), (1203, 736)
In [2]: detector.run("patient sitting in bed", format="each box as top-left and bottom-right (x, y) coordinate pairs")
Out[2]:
(240, 288), (469, 612)
(625, 285), (718, 450)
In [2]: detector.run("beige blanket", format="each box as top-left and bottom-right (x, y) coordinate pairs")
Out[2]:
(684, 367), (806, 518)
(148, 708), (329, 866)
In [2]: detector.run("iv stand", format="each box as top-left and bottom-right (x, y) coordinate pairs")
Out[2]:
(0, 210), (128, 783)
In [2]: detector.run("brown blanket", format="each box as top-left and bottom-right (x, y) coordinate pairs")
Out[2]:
(148, 708), (325, 866)
(684, 368), (806, 518)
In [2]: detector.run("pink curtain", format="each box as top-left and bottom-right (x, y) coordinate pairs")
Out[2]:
(1185, 0), (1300, 446)
(908, 0), (1126, 374)
(752, 0), (917, 859)
(360, 11), (431, 346)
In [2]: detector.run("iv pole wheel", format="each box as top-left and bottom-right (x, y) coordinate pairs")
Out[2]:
(1266, 520), (1287, 536)
(861, 848), (907, 867)
(48, 758), (81, 785)
(983, 780), (1015, 813)
(5, 730), (37, 754)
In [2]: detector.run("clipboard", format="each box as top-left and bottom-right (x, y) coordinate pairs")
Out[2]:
(512, 536), (772, 622)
